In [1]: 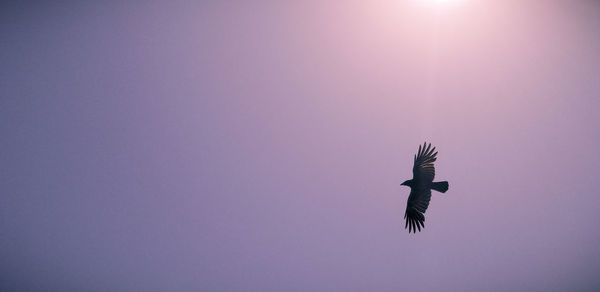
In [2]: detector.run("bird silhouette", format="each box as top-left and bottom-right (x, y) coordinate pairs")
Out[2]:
(400, 142), (449, 233)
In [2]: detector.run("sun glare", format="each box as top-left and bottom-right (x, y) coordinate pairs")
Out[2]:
(428, 0), (456, 3)
(418, 0), (465, 7)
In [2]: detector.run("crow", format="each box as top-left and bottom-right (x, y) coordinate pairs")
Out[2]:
(400, 142), (449, 233)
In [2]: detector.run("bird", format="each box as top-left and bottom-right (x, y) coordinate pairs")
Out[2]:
(400, 142), (449, 233)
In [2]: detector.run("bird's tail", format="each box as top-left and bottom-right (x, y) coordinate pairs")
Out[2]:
(431, 181), (449, 193)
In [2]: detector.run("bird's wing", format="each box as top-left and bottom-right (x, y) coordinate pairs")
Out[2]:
(413, 142), (437, 184)
(404, 187), (431, 233)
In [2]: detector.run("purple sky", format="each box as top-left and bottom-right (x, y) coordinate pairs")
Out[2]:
(2, 1), (600, 291)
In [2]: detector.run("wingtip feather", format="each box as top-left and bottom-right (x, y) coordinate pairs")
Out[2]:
(429, 147), (436, 156)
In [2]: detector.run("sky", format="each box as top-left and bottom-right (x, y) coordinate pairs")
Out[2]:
(1, 1), (600, 291)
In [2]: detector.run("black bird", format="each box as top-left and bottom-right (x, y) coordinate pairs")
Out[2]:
(401, 142), (449, 233)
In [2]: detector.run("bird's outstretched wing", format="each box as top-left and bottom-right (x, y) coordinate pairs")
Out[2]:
(405, 142), (438, 233)
(413, 142), (437, 184)
(405, 188), (431, 233)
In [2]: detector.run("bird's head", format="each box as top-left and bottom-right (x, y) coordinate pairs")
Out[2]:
(401, 180), (413, 187)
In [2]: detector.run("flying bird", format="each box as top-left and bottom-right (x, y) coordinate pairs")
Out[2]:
(401, 142), (449, 233)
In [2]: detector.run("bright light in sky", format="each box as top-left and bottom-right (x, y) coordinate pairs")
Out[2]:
(417, 0), (466, 8)
(428, 0), (459, 3)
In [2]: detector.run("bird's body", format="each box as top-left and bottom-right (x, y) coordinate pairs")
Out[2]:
(401, 142), (449, 233)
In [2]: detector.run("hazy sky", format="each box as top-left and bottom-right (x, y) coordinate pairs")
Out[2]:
(2, 1), (600, 291)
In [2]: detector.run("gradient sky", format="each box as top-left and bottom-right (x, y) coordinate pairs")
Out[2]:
(2, 1), (600, 291)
